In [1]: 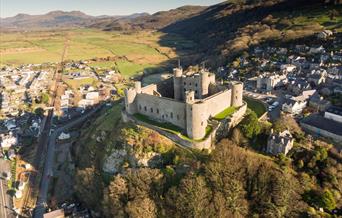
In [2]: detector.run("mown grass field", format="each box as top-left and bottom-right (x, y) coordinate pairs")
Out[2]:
(0, 29), (193, 77)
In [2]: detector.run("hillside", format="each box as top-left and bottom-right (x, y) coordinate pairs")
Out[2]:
(89, 5), (207, 31)
(161, 0), (342, 66)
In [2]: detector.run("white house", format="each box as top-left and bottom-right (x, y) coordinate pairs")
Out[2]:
(0, 132), (18, 148)
(58, 132), (71, 140)
(280, 64), (296, 73)
(282, 98), (307, 115)
(85, 91), (99, 100)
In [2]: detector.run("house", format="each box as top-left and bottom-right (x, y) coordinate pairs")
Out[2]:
(0, 132), (18, 148)
(317, 30), (333, 39)
(282, 98), (307, 115)
(266, 129), (294, 156)
(288, 78), (312, 95)
(256, 72), (288, 91)
(325, 106), (342, 123)
(85, 91), (99, 100)
(58, 132), (70, 140)
(307, 69), (327, 86)
(280, 64), (297, 73)
(309, 46), (325, 54)
(301, 106), (342, 143)
(309, 93), (331, 111)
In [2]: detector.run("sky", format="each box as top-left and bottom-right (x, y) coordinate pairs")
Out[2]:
(0, 0), (223, 18)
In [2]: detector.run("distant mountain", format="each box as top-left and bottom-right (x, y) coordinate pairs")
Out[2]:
(89, 6), (207, 31)
(0, 11), (150, 30)
(0, 11), (96, 29)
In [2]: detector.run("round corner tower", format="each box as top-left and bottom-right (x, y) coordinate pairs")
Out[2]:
(124, 83), (139, 115)
(185, 91), (207, 140)
(173, 67), (183, 100)
(231, 81), (243, 107)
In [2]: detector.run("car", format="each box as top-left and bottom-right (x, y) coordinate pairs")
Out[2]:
(272, 101), (279, 107)
(3, 172), (11, 180)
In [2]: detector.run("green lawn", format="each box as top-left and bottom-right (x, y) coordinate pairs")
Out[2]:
(133, 113), (213, 142)
(134, 113), (184, 134)
(116, 60), (154, 78)
(213, 106), (236, 120)
(244, 97), (266, 118)
(63, 77), (97, 90)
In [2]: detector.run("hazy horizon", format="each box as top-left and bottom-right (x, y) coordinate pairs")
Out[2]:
(0, 0), (223, 18)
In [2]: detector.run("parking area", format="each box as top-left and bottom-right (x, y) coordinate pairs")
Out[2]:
(243, 90), (284, 121)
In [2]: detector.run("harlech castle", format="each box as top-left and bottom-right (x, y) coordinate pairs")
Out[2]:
(123, 66), (245, 145)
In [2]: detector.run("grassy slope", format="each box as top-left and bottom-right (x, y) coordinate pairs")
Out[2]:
(162, 1), (342, 65)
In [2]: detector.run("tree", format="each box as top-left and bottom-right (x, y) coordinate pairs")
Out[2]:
(41, 92), (50, 105)
(320, 190), (336, 211)
(239, 111), (261, 139)
(34, 107), (44, 117)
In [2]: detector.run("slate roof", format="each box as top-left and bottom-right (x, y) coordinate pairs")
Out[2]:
(301, 114), (342, 135)
(326, 106), (342, 116)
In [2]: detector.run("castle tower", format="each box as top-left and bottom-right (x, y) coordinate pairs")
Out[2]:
(173, 67), (183, 100)
(200, 70), (210, 97)
(185, 91), (206, 140)
(124, 88), (137, 115)
(231, 81), (243, 107)
(135, 81), (141, 94)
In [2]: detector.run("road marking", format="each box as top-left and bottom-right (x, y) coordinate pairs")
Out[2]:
(0, 179), (8, 218)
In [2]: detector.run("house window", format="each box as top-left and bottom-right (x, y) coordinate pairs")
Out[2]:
(144, 106), (147, 111)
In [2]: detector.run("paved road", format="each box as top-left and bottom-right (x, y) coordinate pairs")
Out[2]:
(0, 160), (15, 218)
(33, 106), (102, 218)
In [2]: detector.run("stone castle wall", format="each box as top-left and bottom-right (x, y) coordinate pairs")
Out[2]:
(136, 93), (187, 129)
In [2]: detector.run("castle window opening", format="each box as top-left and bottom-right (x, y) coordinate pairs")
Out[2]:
(144, 106), (147, 111)
(184, 82), (186, 85)
(177, 115), (180, 120)
(157, 109), (159, 114)
(151, 108), (153, 113)
(201, 121), (203, 126)
(195, 83), (198, 87)
(171, 112), (173, 119)
(139, 105), (142, 110)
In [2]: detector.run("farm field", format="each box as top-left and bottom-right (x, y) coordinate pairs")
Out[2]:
(0, 29), (195, 77)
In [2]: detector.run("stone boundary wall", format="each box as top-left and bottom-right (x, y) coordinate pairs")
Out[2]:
(215, 102), (247, 141)
(122, 111), (217, 150)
